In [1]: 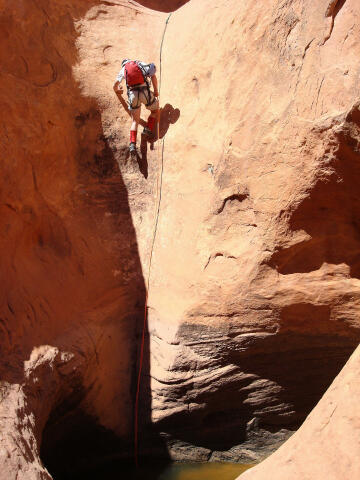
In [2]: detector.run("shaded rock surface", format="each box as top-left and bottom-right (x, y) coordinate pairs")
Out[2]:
(1, 0), (360, 479)
(0, 1), (162, 478)
(239, 344), (360, 480)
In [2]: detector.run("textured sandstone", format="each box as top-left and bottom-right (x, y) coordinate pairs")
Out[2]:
(145, 0), (360, 460)
(1, 0), (360, 478)
(239, 344), (360, 480)
(0, 1), (157, 478)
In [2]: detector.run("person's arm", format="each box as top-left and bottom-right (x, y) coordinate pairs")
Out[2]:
(151, 74), (159, 97)
(113, 80), (124, 96)
(114, 68), (125, 95)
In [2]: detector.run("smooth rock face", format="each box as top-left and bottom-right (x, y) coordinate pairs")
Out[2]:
(145, 0), (360, 460)
(239, 344), (360, 480)
(1, 0), (360, 478)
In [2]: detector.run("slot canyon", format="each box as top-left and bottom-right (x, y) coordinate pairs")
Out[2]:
(0, 0), (359, 479)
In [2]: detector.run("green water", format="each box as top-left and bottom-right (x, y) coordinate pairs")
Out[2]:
(156, 463), (252, 479)
(53, 460), (252, 479)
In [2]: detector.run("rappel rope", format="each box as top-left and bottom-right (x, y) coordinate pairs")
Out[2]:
(134, 12), (172, 467)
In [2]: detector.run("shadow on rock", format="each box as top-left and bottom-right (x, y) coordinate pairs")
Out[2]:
(269, 104), (360, 278)
(0, 0), (170, 478)
(138, 104), (180, 178)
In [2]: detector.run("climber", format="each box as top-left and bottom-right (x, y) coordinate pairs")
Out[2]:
(113, 59), (159, 156)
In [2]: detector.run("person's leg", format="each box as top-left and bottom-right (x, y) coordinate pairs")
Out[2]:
(128, 90), (141, 153)
(146, 109), (159, 134)
(144, 94), (160, 137)
(130, 107), (141, 145)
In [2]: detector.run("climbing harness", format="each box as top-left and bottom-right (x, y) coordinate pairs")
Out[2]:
(127, 85), (155, 110)
(134, 12), (172, 468)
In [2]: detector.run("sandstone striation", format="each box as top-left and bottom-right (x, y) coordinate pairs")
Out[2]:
(1, 0), (360, 478)
(239, 343), (360, 480)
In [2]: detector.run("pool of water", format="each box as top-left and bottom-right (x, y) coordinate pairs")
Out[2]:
(156, 462), (252, 479)
(119, 462), (253, 480)
(50, 460), (253, 479)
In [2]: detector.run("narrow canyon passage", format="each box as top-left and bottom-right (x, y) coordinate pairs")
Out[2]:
(1, 1), (360, 479)
(0, 0), (164, 478)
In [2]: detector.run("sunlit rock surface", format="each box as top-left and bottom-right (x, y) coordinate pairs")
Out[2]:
(1, 0), (360, 478)
(146, 0), (360, 461)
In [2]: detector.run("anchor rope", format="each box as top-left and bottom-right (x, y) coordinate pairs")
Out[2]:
(134, 11), (172, 467)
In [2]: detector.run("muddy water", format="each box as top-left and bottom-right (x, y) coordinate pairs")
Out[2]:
(61, 460), (253, 479)
(156, 462), (252, 479)
(124, 462), (253, 480)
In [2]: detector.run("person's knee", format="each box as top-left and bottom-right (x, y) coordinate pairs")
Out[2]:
(131, 116), (139, 129)
(131, 108), (141, 123)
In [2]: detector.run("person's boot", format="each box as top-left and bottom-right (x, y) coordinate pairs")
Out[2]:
(129, 129), (137, 156)
(129, 142), (136, 156)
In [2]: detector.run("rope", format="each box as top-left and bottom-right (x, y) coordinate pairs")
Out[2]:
(134, 12), (172, 467)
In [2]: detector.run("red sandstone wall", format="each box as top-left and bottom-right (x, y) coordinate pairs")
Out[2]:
(1, 0), (360, 478)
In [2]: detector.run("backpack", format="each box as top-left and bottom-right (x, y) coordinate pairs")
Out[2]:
(124, 61), (146, 87)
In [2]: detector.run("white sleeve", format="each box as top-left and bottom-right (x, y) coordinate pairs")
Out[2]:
(138, 62), (156, 77)
(116, 67), (125, 83)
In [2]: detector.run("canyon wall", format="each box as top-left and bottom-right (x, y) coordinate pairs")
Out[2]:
(0, 1), (163, 478)
(1, 0), (360, 478)
(240, 343), (360, 480)
(145, 0), (360, 461)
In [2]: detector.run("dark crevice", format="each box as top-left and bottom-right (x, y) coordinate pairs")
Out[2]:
(326, 0), (347, 19)
(41, 410), (131, 479)
(217, 193), (249, 214)
(322, 0), (347, 45)
(204, 252), (237, 269)
(135, 0), (190, 13)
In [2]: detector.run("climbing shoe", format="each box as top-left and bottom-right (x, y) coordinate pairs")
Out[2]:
(129, 142), (136, 156)
(143, 126), (154, 138)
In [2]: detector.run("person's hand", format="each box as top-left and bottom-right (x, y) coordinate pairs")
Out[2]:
(113, 82), (124, 95)
(154, 90), (159, 98)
